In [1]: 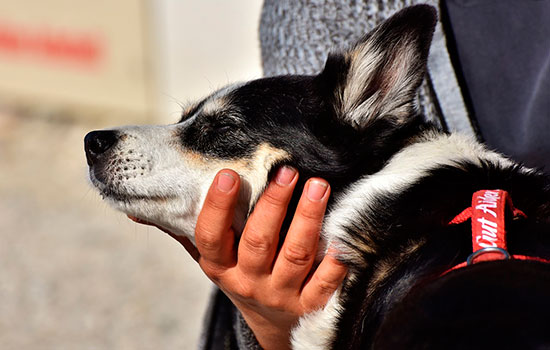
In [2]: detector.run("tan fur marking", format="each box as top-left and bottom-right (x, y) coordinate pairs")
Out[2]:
(178, 143), (289, 173)
(183, 103), (197, 116)
(201, 96), (229, 115)
(369, 238), (426, 288)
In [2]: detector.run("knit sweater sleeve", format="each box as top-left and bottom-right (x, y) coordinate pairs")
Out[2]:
(259, 0), (475, 135)
(199, 288), (262, 350)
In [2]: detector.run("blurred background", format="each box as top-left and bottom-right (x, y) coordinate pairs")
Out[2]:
(0, 1), (262, 349)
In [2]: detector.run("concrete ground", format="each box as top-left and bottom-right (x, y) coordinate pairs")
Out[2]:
(0, 110), (212, 350)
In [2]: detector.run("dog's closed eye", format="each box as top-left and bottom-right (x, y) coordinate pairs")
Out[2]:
(209, 114), (244, 133)
(214, 125), (233, 133)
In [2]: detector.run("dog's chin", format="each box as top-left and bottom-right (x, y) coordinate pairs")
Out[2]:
(89, 168), (257, 243)
(95, 182), (201, 241)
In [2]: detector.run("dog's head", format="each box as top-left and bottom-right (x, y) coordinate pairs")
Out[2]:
(84, 5), (437, 241)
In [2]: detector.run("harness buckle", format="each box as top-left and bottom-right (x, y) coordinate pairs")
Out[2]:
(466, 247), (511, 266)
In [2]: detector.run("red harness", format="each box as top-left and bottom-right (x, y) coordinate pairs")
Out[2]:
(443, 189), (550, 274)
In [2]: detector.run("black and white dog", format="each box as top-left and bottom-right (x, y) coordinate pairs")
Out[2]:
(85, 5), (550, 349)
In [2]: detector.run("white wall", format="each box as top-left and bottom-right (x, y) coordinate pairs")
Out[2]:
(152, 0), (263, 122)
(0, 3), (263, 349)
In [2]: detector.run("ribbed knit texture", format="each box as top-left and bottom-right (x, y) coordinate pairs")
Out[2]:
(260, 0), (442, 126)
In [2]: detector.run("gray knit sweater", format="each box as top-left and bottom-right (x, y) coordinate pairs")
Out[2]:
(260, 0), (475, 137)
(199, 1), (473, 349)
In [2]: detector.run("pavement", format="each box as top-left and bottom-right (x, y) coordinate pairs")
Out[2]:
(0, 111), (212, 350)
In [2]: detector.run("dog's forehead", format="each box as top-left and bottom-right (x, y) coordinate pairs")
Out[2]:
(202, 83), (245, 114)
(182, 76), (317, 120)
(181, 83), (243, 123)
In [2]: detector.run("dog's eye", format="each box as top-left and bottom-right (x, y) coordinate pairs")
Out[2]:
(214, 124), (233, 133)
(211, 117), (242, 133)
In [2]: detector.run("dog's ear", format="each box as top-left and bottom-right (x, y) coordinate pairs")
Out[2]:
(319, 5), (437, 130)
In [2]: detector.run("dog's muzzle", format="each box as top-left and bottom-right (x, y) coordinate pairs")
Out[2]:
(84, 130), (119, 167)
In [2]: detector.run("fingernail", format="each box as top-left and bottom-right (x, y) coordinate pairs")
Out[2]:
(275, 166), (297, 185)
(217, 172), (236, 192)
(307, 179), (328, 201)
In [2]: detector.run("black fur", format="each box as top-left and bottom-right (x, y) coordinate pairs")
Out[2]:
(85, 5), (550, 349)
(374, 261), (550, 349)
(331, 162), (550, 349)
(173, 6), (550, 348)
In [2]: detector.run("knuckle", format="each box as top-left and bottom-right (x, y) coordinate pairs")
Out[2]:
(261, 188), (288, 209)
(195, 225), (221, 252)
(264, 295), (287, 311)
(199, 260), (226, 281)
(312, 274), (340, 296)
(301, 297), (321, 312)
(234, 284), (255, 301)
(231, 277), (267, 302)
(298, 205), (324, 222)
(204, 194), (233, 212)
(284, 243), (314, 266)
(242, 228), (274, 254)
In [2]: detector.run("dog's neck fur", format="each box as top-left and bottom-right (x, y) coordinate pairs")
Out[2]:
(291, 126), (549, 349)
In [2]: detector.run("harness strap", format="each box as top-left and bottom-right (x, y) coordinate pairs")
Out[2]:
(443, 189), (550, 274)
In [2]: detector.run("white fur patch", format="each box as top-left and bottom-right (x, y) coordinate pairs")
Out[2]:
(200, 83), (244, 116)
(321, 132), (518, 258)
(339, 47), (381, 123)
(291, 289), (343, 350)
(335, 28), (426, 131)
(342, 41), (420, 128)
(89, 122), (289, 243)
(290, 132), (526, 349)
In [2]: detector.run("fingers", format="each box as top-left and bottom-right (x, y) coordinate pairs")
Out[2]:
(238, 166), (298, 275)
(195, 169), (240, 271)
(131, 168), (346, 321)
(301, 251), (348, 311)
(272, 178), (330, 290)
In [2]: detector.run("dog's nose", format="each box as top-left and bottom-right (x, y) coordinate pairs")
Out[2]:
(84, 130), (118, 166)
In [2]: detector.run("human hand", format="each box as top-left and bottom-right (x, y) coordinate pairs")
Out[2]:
(130, 167), (347, 349)
(192, 167), (347, 350)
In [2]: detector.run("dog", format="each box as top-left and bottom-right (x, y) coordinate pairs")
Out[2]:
(85, 5), (550, 349)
